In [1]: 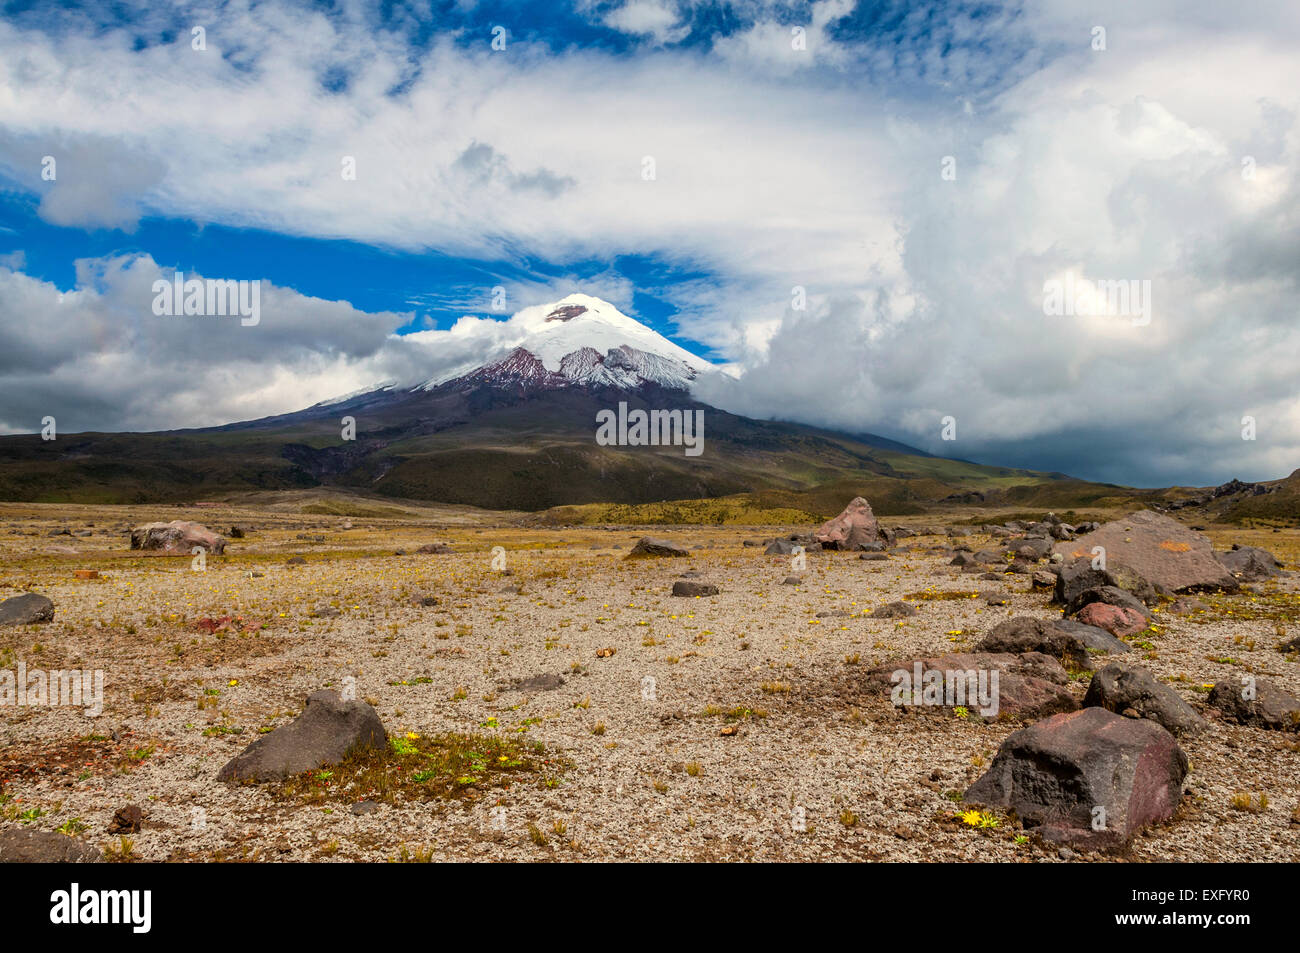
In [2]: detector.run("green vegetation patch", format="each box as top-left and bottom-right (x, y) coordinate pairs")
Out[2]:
(276, 731), (565, 806)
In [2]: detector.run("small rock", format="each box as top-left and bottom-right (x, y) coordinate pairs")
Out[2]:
(869, 601), (917, 619)
(107, 804), (145, 834)
(671, 581), (720, 597)
(627, 537), (690, 558)
(509, 674), (565, 692)
(1075, 602), (1148, 638)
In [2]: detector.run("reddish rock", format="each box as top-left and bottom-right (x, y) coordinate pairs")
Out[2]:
(867, 651), (1077, 720)
(129, 520), (226, 555)
(815, 497), (886, 551)
(1075, 602), (1147, 638)
(1052, 510), (1235, 593)
(107, 804), (145, 834)
(965, 707), (1188, 849)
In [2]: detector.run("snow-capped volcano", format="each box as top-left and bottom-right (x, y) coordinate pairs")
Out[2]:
(419, 294), (714, 394)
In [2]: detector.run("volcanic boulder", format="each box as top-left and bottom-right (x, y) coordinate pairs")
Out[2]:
(671, 580), (719, 597)
(976, 616), (1129, 670)
(0, 829), (101, 863)
(867, 651), (1077, 720)
(814, 497), (887, 551)
(627, 537), (690, 558)
(965, 707), (1188, 848)
(1207, 678), (1300, 730)
(1074, 602), (1148, 638)
(1217, 545), (1282, 582)
(1055, 560), (1158, 608)
(1083, 662), (1207, 736)
(0, 592), (55, 626)
(130, 520), (226, 555)
(1052, 510), (1236, 593)
(1065, 584), (1151, 619)
(217, 690), (388, 782)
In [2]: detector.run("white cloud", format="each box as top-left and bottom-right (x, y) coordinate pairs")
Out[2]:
(0, 2), (1298, 485)
(600, 1), (690, 45)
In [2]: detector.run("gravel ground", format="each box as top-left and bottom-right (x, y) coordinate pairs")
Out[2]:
(1, 504), (1297, 862)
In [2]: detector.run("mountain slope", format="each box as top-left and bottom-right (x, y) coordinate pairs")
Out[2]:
(0, 293), (1141, 513)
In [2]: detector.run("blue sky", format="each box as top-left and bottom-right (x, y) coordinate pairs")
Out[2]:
(0, 192), (721, 353)
(1, 0), (1299, 487)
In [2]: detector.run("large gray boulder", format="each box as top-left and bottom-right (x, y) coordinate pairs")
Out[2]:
(965, 707), (1188, 849)
(217, 690), (388, 782)
(1083, 662), (1207, 736)
(1217, 545), (1282, 582)
(1052, 510), (1236, 593)
(130, 520), (226, 555)
(0, 592), (55, 626)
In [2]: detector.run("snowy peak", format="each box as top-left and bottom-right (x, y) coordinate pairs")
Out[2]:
(420, 293), (713, 394)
